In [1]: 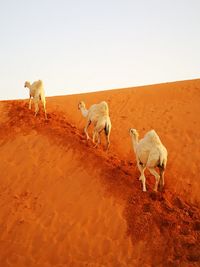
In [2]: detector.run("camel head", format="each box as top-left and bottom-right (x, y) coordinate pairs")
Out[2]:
(129, 128), (139, 139)
(24, 81), (31, 88)
(78, 101), (86, 110)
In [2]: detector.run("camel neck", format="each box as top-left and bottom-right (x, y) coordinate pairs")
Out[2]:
(80, 107), (88, 118)
(26, 83), (31, 90)
(131, 136), (138, 153)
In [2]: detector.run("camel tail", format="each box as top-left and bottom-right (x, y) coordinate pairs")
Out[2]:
(105, 121), (110, 136)
(105, 122), (109, 136)
(100, 101), (109, 115)
(159, 152), (167, 170)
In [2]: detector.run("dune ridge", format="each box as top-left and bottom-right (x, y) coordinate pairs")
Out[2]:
(0, 79), (200, 266)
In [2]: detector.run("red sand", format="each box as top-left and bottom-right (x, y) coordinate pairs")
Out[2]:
(0, 79), (200, 266)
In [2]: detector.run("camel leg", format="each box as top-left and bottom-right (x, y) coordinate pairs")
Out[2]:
(41, 97), (47, 119)
(137, 161), (147, 191)
(94, 122), (104, 148)
(96, 132), (101, 144)
(84, 120), (91, 140)
(34, 97), (39, 117)
(93, 129), (97, 146)
(92, 129), (97, 143)
(159, 167), (165, 190)
(93, 132), (100, 148)
(29, 96), (32, 109)
(148, 167), (160, 192)
(105, 132), (110, 150)
(93, 128), (102, 148)
(97, 133), (101, 144)
(104, 120), (111, 150)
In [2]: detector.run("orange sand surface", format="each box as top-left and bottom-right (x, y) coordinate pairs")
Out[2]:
(0, 79), (200, 266)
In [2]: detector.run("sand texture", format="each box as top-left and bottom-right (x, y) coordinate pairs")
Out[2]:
(0, 79), (200, 266)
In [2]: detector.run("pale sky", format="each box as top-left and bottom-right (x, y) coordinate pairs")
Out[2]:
(0, 0), (199, 100)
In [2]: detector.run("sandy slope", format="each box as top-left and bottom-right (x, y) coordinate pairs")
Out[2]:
(48, 79), (200, 204)
(0, 79), (200, 267)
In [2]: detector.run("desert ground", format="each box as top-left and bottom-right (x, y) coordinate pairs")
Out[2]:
(0, 79), (200, 267)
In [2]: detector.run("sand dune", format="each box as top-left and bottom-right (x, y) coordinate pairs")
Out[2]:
(0, 79), (200, 267)
(48, 79), (200, 204)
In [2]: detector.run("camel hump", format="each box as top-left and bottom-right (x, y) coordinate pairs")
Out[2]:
(99, 101), (109, 114)
(31, 80), (43, 88)
(36, 80), (43, 87)
(145, 129), (162, 145)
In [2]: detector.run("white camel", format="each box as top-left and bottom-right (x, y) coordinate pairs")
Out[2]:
(78, 101), (111, 149)
(24, 80), (47, 119)
(129, 128), (167, 192)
